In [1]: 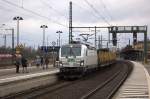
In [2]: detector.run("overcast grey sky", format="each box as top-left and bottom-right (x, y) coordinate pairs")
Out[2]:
(0, 0), (149, 48)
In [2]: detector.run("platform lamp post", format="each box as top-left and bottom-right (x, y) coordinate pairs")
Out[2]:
(56, 31), (63, 46)
(40, 25), (48, 46)
(13, 16), (23, 46)
(5, 28), (15, 63)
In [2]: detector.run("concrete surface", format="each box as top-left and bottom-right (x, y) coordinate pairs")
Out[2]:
(113, 61), (150, 99)
(0, 65), (59, 97)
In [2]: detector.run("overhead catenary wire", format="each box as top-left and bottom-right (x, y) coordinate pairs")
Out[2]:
(72, 2), (109, 35)
(99, 0), (113, 21)
(73, 2), (101, 21)
(40, 0), (68, 27)
(0, 4), (34, 19)
(40, 0), (68, 19)
(2, 0), (68, 28)
(21, 0), (24, 8)
(84, 0), (111, 26)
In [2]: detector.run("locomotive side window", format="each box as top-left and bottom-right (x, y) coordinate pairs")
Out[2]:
(85, 49), (88, 56)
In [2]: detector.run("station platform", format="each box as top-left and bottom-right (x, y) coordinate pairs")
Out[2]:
(0, 65), (59, 97)
(113, 61), (150, 99)
(0, 65), (58, 79)
(1, 61), (150, 98)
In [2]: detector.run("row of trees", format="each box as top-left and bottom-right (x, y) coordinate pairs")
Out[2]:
(0, 46), (42, 66)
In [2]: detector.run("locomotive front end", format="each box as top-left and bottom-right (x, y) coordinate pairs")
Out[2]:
(58, 44), (85, 76)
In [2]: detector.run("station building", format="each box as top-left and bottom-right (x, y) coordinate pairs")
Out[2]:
(121, 40), (150, 61)
(134, 40), (150, 60)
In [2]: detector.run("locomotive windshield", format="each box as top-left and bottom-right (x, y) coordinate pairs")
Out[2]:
(61, 45), (81, 57)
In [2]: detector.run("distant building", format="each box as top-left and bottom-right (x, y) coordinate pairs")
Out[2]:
(134, 40), (150, 59)
(120, 45), (143, 60)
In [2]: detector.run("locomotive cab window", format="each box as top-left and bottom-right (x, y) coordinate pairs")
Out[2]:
(61, 45), (81, 57)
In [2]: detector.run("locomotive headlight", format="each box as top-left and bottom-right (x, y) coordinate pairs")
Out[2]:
(59, 61), (63, 67)
(80, 60), (84, 66)
(59, 63), (63, 67)
(80, 62), (84, 66)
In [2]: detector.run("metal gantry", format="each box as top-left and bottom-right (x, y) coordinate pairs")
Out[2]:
(71, 26), (148, 63)
(109, 26), (148, 63)
(71, 26), (109, 48)
(68, 2), (148, 62)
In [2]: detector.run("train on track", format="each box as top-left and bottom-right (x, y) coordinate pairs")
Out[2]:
(57, 42), (116, 78)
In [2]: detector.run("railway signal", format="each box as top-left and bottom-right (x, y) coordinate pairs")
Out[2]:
(112, 32), (117, 46)
(133, 32), (137, 45)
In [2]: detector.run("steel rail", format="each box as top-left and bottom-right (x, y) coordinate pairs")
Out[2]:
(2, 80), (70, 99)
(80, 68), (122, 99)
(81, 61), (133, 99)
(105, 62), (133, 99)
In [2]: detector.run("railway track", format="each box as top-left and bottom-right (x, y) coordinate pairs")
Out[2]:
(81, 61), (133, 99)
(2, 60), (133, 99)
